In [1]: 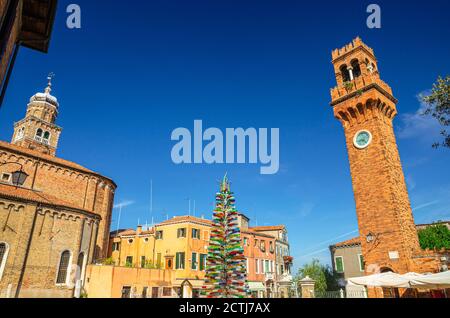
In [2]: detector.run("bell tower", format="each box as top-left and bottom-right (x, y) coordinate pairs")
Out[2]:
(11, 74), (62, 156)
(330, 38), (420, 274)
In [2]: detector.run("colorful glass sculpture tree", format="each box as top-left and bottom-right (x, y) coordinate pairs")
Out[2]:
(203, 174), (249, 298)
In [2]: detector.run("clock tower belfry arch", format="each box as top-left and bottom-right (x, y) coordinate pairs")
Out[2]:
(329, 38), (421, 274)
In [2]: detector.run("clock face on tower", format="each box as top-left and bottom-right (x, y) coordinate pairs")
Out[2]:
(353, 130), (372, 149)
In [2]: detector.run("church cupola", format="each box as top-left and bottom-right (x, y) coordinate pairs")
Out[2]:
(11, 74), (62, 156)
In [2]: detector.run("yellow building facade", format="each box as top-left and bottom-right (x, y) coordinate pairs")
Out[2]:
(107, 215), (293, 298)
(109, 216), (211, 297)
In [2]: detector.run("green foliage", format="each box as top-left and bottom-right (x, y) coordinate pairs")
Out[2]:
(418, 224), (450, 250)
(144, 261), (162, 270)
(80, 291), (88, 298)
(421, 75), (450, 148)
(295, 259), (339, 294)
(125, 261), (133, 268)
(344, 81), (354, 92)
(103, 257), (115, 266)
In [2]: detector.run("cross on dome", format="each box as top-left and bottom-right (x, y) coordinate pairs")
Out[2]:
(45, 72), (55, 94)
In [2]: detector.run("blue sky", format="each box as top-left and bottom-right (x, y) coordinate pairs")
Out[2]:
(1, 0), (449, 271)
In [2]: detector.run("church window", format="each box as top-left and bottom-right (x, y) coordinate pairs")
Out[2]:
(56, 250), (72, 285)
(43, 131), (51, 145)
(35, 129), (43, 142)
(15, 127), (25, 141)
(1, 173), (11, 183)
(0, 242), (10, 280)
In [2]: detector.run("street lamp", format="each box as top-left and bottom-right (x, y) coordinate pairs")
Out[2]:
(1, 161), (28, 187)
(366, 232), (375, 243)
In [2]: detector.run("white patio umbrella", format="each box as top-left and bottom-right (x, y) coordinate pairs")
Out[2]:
(409, 271), (450, 290)
(348, 272), (412, 288)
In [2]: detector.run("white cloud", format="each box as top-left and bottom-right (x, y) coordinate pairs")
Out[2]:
(397, 94), (441, 141)
(412, 200), (439, 212)
(114, 200), (135, 209)
(298, 202), (315, 218)
(406, 174), (416, 191)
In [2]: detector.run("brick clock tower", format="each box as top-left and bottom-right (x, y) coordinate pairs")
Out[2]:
(11, 74), (62, 156)
(329, 38), (441, 275)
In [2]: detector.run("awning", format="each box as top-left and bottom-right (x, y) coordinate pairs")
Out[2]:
(248, 282), (266, 291)
(348, 271), (450, 290)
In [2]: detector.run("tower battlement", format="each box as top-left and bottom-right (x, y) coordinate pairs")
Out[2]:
(331, 37), (375, 61)
(329, 38), (395, 107)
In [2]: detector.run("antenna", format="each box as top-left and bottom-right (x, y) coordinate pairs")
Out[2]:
(185, 198), (191, 216)
(193, 200), (196, 217)
(162, 208), (169, 221)
(150, 179), (153, 225)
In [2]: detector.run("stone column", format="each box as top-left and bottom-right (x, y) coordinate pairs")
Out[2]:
(299, 276), (316, 298)
(348, 67), (354, 81)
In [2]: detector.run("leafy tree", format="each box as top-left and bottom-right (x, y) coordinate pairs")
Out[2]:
(295, 259), (339, 293)
(421, 75), (450, 148)
(418, 224), (450, 250)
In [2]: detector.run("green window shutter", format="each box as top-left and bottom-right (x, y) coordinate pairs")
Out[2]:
(335, 257), (344, 273)
(176, 253), (180, 269)
(157, 253), (161, 268)
(180, 252), (185, 269)
(200, 254), (206, 271)
(359, 254), (365, 271)
(192, 253), (197, 270)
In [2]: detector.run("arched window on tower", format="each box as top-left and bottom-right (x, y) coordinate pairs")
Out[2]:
(340, 65), (351, 82)
(15, 127), (25, 141)
(350, 59), (362, 78)
(43, 131), (51, 145)
(56, 250), (72, 285)
(0, 242), (9, 280)
(35, 129), (43, 142)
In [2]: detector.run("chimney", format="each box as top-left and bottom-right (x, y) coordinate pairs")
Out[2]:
(237, 213), (250, 230)
(136, 225), (143, 235)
